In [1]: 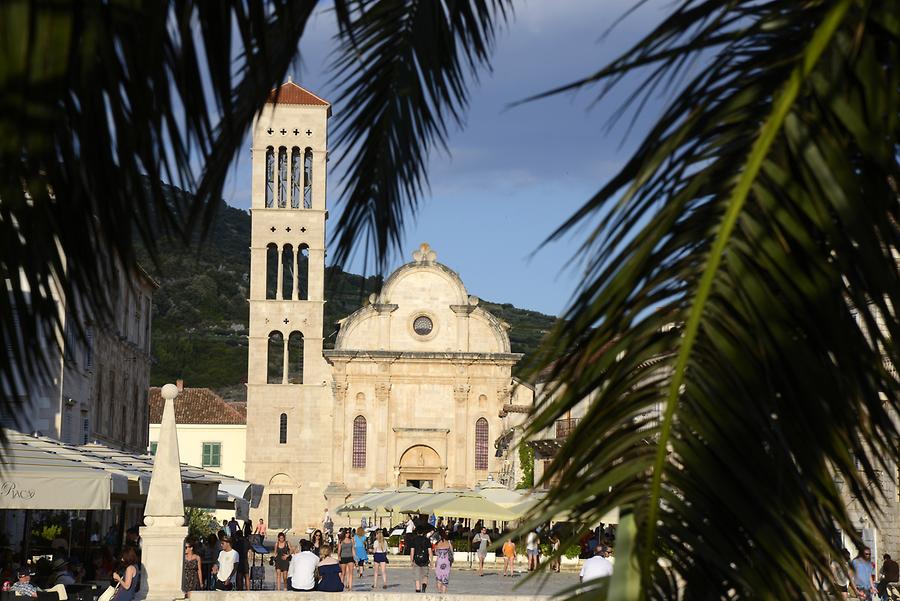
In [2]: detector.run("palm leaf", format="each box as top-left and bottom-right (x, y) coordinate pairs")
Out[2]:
(0, 0), (316, 432)
(0, 0), (510, 436)
(327, 0), (511, 272)
(518, 0), (900, 598)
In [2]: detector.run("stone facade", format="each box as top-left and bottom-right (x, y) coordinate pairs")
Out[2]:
(324, 244), (534, 497)
(3, 261), (155, 452)
(244, 82), (534, 532)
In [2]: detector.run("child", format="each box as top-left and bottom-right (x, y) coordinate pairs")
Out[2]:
(502, 538), (517, 577)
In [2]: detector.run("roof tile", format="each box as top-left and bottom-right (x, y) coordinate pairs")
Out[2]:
(148, 387), (246, 425)
(267, 82), (330, 106)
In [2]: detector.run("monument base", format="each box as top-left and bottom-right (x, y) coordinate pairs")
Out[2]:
(139, 517), (187, 601)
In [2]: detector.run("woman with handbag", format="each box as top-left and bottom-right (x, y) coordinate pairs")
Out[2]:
(110, 547), (140, 601)
(273, 532), (291, 590)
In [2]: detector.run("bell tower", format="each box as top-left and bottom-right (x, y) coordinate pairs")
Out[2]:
(245, 81), (332, 530)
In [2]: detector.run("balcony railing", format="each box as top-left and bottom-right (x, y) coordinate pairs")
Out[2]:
(555, 417), (580, 439)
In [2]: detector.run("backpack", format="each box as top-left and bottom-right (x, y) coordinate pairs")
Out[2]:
(413, 538), (430, 567)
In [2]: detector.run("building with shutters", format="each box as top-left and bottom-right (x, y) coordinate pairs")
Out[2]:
(148, 380), (247, 521)
(244, 82), (534, 532)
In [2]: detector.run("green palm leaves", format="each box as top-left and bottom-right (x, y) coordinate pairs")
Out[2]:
(0, 0), (316, 419)
(328, 0), (511, 271)
(526, 0), (900, 597)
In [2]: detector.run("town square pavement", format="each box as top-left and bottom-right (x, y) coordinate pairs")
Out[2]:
(258, 563), (580, 596)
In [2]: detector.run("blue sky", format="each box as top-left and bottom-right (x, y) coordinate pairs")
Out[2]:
(221, 1), (673, 316)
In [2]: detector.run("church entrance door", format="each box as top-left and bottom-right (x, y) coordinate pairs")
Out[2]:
(398, 445), (443, 490)
(406, 479), (433, 489)
(268, 493), (292, 530)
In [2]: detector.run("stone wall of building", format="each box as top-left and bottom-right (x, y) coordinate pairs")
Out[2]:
(4, 261), (154, 452)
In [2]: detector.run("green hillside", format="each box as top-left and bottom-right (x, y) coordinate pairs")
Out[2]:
(138, 185), (558, 400)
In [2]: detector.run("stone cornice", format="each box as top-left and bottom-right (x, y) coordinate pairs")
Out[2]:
(322, 349), (523, 363)
(392, 427), (451, 433)
(449, 304), (477, 316)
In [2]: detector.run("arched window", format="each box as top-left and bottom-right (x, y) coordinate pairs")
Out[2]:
(287, 331), (304, 384)
(279, 413), (287, 444)
(303, 148), (313, 209)
(290, 147), (301, 208)
(265, 146), (275, 208)
(267, 331), (285, 384)
(265, 243), (278, 299)
(474, 418), (489, 470)
(277, 146), (288, 207)
(282, 244), (294, 300)
(298, 245), (310, 300)
(352, 416), (367, 468)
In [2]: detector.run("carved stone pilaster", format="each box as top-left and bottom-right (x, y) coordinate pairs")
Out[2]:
(375, 381), (391, 403)
(333, 380), (348, 404)
(454, 383), (470, 404)
(497, 384), (511, 405)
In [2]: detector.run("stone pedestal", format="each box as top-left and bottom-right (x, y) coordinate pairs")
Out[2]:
(140, 516), (187, 601)
(140, 383), (187, 601)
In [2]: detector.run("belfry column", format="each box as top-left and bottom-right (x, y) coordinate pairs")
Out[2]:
(291, 251), (299, 300)
(275, 246), (284, 300)
(282, 337), (290, 384)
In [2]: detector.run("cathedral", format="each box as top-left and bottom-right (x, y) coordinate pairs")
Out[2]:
(244, 82), (534, 530)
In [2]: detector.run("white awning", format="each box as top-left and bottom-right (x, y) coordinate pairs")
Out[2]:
(1, 430), (259, 512)
(0, 435), (116, 510)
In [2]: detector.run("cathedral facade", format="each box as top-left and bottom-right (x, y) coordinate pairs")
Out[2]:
(244, 82), (533, 531)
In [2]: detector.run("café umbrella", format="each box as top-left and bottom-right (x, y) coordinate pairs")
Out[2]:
(431, 495), (519, 521)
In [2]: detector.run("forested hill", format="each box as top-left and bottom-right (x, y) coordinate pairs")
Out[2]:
(137, 184), (558, 401)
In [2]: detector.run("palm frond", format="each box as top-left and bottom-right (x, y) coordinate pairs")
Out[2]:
(0, 0), (316, 430)
(520, 0), (900, 597)
(327, 0), (511, 272)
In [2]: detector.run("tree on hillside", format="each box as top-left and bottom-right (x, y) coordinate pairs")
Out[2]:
(3, 1), (899, 598)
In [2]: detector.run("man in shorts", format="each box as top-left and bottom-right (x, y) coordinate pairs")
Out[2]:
(410, 526), (432, 593)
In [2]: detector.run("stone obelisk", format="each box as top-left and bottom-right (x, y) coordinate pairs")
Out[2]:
(140, 383), (187, 600)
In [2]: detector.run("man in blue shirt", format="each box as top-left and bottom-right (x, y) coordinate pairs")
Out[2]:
(852, 547), (876, 601)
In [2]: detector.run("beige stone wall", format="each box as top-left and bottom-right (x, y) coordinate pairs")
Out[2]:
(245, 97), (334, 533)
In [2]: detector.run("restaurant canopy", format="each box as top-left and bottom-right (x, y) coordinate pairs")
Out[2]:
(0, 430), (259, 513)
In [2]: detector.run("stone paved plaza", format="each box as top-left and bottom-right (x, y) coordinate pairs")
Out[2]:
(256, 562), (580, 596)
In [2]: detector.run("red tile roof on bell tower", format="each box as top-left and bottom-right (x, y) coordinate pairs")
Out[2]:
(266, 80), (330, 107)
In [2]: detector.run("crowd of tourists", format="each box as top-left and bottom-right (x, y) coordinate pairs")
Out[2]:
(220, 508), (619, 593)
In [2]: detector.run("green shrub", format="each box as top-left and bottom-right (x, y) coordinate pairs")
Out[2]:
(32, 524), (62, 542)
(388, 535), (400, 548)
(184, 508), (216, 539)
(516, 444), (535, 489)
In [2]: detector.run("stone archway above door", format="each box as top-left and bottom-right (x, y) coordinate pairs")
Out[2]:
(397, 444), (445, 490)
